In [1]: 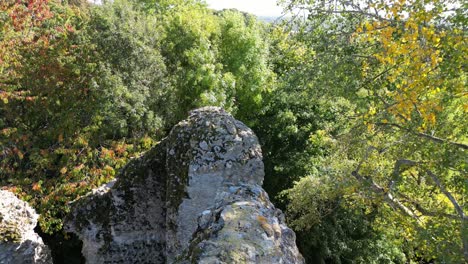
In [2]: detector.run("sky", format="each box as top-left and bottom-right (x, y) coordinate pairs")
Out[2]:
(205, 0), (285, 17)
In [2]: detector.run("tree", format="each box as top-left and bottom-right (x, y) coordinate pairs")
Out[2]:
(0, 0), (276, 235)
(158, 6), (275, 125)
(216, 10), (275, 123)
(87, 0), (170, 138)
(282, 0), (467, 261)
(285, 175), (407, 263)
(0, 0), (160, 233)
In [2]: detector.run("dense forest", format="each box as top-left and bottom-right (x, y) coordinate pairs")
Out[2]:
(0, 0), (466, 262)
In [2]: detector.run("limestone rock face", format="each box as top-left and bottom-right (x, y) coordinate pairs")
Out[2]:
(65, 107), (304, 264)
(0, 190), (52, 264)
(182, 184), (303, 264)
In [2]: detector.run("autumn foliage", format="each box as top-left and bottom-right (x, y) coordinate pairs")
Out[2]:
(0, 0), (155, 233)
(0, 0), (466, 262)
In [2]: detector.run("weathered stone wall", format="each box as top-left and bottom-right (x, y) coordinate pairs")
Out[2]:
(64, 142), (168, 264)
(164, 108), (265, 261)
(180, 184), (303, 263)
(0, 190), (52, 264)
(65, 107), (304, 264)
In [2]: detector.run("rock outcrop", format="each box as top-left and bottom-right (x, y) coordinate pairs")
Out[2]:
(0, 190), (52, 264)
(65, 107), (304, 263)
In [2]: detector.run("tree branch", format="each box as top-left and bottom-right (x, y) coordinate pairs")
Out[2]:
(351, 169), (421, 223)
(301, 7), (395, 23)
(424, 169), (467, 221)
(398, 192), (460, 220)
(375, 122), (468, 150)
(353, 157), (467, 223)
(388, 159), (418, 190)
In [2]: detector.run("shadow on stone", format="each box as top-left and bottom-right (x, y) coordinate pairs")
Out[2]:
(34, 225), (85, 264)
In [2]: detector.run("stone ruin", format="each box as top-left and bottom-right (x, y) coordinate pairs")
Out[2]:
(0, 190), (52, 264)
(61, 107), (304, 263)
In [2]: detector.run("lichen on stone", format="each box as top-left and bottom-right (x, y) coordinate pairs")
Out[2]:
(0, 219), (22, 243)
(0, 190), (52, 264)
(64, 107), (304, 264)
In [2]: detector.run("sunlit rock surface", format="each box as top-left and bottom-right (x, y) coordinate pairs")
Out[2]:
(65, 107), (304, 263)
(0, 190), (52, 264)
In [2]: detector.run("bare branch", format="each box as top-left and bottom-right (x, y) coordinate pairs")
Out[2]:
(306, 8), (394, 22)
(353, 157), (466, 224)
(398, 192), (460, 220)
(425, 169), (467, 221)
(387, 159), (466, 221)
(375, 122), (468, 150)
(351, 170), (422, 222)
(388, 159), (418, 190)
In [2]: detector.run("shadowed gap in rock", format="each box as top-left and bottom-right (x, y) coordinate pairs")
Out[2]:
(34, 225), (85, 264)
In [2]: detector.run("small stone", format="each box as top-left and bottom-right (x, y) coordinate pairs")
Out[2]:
(213, 145), (221, 153)
(199, 141), (209, 151)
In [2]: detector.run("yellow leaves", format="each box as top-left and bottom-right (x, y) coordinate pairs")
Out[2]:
(364, 21), (373, 31)
(73, 163), (84, 172)
(430, 53), (438, 67)
(361, 61), (370, 77)
(390, 5), (399, 17)
(352, 1), (457, 131)
(366, 35), (375, 43)
(381, 27), (395, 42)
(436, 193), (453, 208)
(17, 150), (23, 160)
(60, 167), (67, 174)
(76, 136), (88, 147)
(103, 165), (115, 176)
(426, 112), (436, 125)
(405, 20), (418, 33)
(463, 103), (468, 113)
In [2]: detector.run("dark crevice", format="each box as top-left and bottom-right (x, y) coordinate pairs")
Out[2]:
(34, 225), (85, 264)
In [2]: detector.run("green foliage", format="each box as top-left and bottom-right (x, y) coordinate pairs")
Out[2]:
(1, 0), (465, 262)
(217, 10), (275, 122)
(159, 4), (226, 120)
(134, 0), (203, 14)
(286, 177), (406, 264)
(0, 0), (275, 234)
(280, 0), (467, 262)
(88, 0), (169, 138)
(256, 93), (355, 201)
(159, 6), (274, 124)
(0, 0), (159, 233)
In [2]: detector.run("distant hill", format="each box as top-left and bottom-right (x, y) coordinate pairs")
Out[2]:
(257, 16), (278, 23)
(257, 16), (284, 23)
